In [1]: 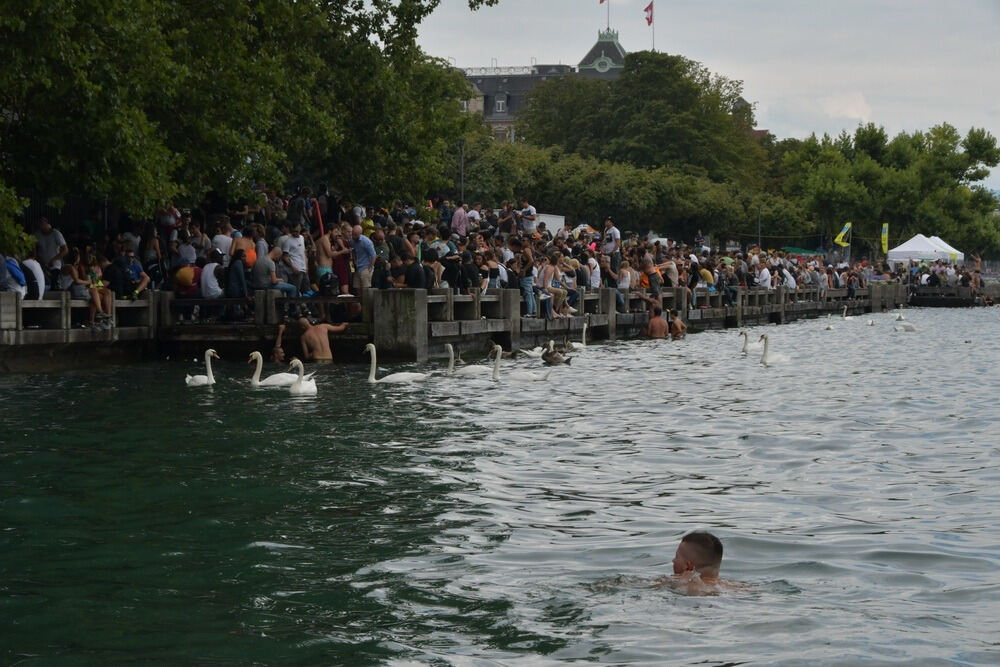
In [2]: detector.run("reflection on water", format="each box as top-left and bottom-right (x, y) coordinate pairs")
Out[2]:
(2, 307), (999, 664)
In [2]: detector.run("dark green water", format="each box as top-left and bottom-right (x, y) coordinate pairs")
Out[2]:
(2, 307), (999, 664)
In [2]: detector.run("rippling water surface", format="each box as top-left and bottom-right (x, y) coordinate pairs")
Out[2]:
(2, 308), (999, 665)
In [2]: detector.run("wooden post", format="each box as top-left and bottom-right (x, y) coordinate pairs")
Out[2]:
(372, 289), (428, 362)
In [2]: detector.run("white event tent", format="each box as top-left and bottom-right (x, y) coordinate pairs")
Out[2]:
(887, 234), (964, 264)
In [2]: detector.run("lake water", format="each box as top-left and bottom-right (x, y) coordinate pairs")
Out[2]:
(2, 307), (999, 665)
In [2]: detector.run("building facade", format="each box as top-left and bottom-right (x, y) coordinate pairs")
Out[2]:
(464, 29), (627, 142)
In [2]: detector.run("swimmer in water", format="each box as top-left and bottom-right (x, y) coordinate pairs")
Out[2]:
(655, 531), (741, 595)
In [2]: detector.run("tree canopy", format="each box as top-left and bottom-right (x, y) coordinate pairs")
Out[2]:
(0, 0), (484, 252)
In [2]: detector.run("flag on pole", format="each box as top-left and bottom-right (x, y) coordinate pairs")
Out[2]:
(833, 222), (852, 247)
(644, 1), (654, 25)
(881, 223), (889, 254)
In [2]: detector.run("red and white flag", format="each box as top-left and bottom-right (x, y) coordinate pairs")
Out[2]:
(644, 1), (654, 25)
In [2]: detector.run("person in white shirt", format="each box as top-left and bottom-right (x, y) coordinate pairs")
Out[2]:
(34, 218), (67, 286)
(518, 198), (537, 234)
(588, 256), (601, 289)
(211, 219), (234, 267)
(757, 264), (772, 289)
(280, 224), (309, 293)
(602, 216), (622, 270)
(200, 251), (225, 299)
(21, 254), (46, 300)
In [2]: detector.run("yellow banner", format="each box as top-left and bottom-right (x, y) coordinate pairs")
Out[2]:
(881, 223), (889, 254)
(833, 222), (852, 247)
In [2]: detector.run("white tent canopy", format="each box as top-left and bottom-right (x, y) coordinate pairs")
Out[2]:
(928, 236), (965, 262)
(887, 234), (964, 264)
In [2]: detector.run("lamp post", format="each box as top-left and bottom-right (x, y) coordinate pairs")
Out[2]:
(757, 205), (762, 249)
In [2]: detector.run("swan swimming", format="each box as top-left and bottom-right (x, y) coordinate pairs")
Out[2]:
(445, 343), (496, 377)
(186, 348), (220, 386)
(489, 344), (551, 382)
(287, 358), (318, 396)
(894, 323), (917, 332)
(365, 343), (429, 384)
(867, 320), (875, 326)
(842, 305), (854, 320)
(568, 322), (588, 351)
(542, 340), (572, 365)
(519, 345), (545, 359)
(739, 330), (762, 353)
(757, 334), (790, 367)
(248, 350), (315, 387)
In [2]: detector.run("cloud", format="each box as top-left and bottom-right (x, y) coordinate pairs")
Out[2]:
(820, 92), (872, 124)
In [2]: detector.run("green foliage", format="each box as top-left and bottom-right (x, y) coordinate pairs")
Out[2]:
(0, 0), (483, 221)
(519, 51), (766, 185)
(776, 124), (1000, 253)
(0, 179), (32, 255)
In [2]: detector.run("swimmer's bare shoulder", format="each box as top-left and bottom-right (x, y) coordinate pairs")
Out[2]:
(650, 573), (748, 596)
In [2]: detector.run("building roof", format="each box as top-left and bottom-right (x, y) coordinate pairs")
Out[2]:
(577, 29), (627, 78)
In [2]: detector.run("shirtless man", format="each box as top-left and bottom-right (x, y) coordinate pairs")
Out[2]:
(657, 531), (740, 595)
(315, 226), (335, 283)
(644, 306), (670, 338)
(298, 317), (347, 361)
(669, 310), (687, 339)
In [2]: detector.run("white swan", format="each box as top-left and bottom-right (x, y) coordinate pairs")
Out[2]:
(568, 322), (588, 350)
(249, 350), (315, 387)
(759, 334), (773, 367)
(445, 343), (495, 376)
(894, 323), (917, 332)
(739, 330), (762, 353)
(519, 345), (545, 359)
(842, 305), (853, 320)
(365, 343), (428, 384)
(186, 348), (220, 386)
(867, 319), (875, 326)
(446, 343), (499, 382)
(825, 323), (834, 330)
(287, 358), (318, 396)
(489, 344), (551, 382)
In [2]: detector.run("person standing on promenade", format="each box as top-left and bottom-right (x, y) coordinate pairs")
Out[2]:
(351, 224), (376, 291)
(35, 217), (68, 288)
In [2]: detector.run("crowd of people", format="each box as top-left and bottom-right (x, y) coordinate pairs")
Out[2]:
(1, 186), (992, 331)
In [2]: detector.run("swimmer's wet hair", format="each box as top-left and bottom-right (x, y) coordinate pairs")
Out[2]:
(681, 531), (723, 568)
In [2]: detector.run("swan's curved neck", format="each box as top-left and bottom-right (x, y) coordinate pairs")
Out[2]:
(581, 323), (587, 346)
(367, 348), (377, 382)
(492, 347), (501, 381)
(761, 337), (769, 364)
(446, 345), (454, 374)
(251, 354), (262, 384)
(740, 333), (748, 353)
(205, 351), (215, 383)
(291, 360), (304, 388)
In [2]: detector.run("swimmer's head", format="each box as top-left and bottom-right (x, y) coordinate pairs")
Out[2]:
(673, 531), (723, 579)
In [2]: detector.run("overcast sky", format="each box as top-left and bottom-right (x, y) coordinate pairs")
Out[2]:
(416, 0), (1000, 189)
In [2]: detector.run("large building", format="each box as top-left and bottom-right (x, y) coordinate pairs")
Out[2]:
(464, 29), (627, 141)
